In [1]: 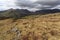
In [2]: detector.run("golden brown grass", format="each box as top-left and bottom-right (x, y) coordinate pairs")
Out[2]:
(0, 13), (60, 40)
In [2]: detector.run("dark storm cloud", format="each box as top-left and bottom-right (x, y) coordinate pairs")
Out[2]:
(16, 0), (36, 8)
(36, 0), (60, 5)
(16, 0), (60, 10)
(35, 0), (60, 7)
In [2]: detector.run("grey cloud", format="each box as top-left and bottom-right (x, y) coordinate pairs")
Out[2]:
(16, 0), (60, 10)
(36, 0), (60, 5)
(16, 0), (37, 8)
(35, 0), (60, 7)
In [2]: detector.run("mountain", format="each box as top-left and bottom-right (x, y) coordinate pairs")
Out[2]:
(35, 9), (60, 14)
(0, 9), (31, 19)
(0, 9), (60, 19)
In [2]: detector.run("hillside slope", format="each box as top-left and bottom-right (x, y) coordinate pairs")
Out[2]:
(0, 9), (31, 19)
(0, 13), (60, 40)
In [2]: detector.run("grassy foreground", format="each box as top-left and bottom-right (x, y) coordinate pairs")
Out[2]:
(0, 13), (60, 40)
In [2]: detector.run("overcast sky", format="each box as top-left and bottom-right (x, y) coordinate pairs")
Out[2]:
(0, 0), (60, 11)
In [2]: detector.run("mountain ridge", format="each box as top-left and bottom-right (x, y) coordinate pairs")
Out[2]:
(0, 9), (60, 19)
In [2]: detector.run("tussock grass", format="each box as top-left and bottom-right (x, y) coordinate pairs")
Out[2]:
(0, 13), (60, 40)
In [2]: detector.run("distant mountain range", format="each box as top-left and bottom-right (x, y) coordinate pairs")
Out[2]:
(0, 9), (60, 19)
(34, 9), (60, 14)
